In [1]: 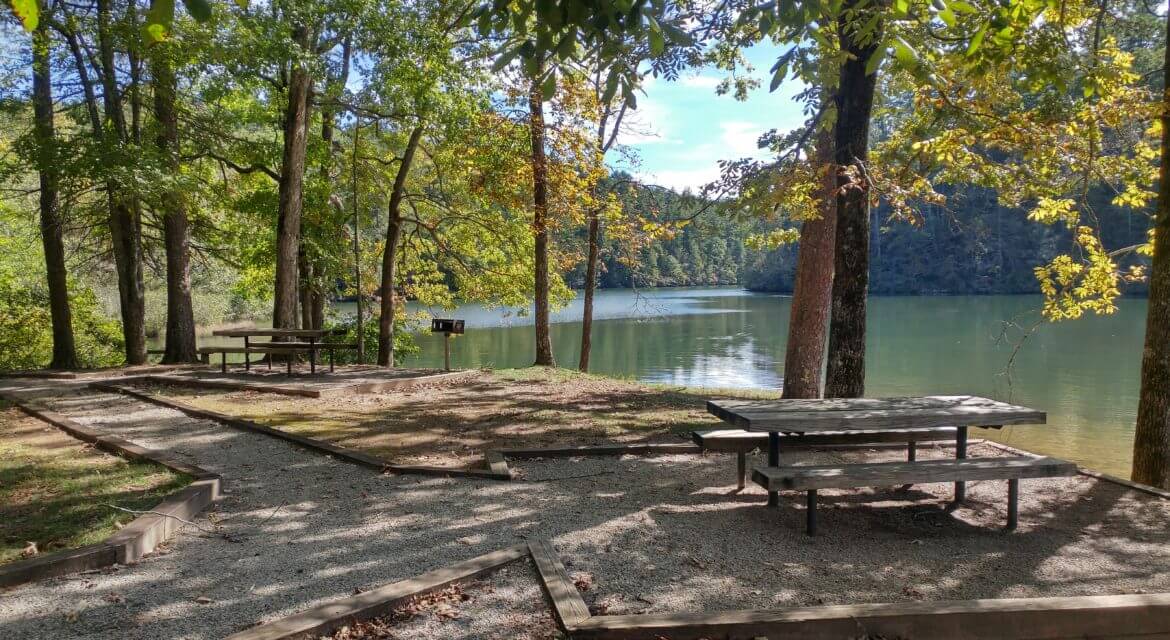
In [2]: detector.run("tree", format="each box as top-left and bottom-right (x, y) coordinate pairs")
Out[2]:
(150, 0), (198, 363)
(782, 125), (835, 398)
(822, 0), (883, 398)
(527, 70), (556, 367)
(1131, 8), (1170, 489)
(30, 0), (77, 369)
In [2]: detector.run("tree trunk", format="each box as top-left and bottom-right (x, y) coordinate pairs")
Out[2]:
(378, 125), (424, 367)
(97, 0), (146, 365)
(1131, 9), (1170, 489)
(782, 126), (836, 398)
(151, 0), (198, 364)
(824, 6), (881, 399)
(578, 210), (600, 371)
(529, 78), (556, 367)
(32, 15), (78, 370)
(274, 26), (313, 330)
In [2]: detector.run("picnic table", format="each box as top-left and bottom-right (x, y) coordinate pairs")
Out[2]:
(706, 395), (1073, 534)
(208, 328), (348, 374)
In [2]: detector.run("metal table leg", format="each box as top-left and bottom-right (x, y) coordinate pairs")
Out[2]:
(1006, 478), (1019, 530)
(244, 336), (250, 371)
(309, 337), (316, 375)
(767, 431), (780, 507)
(951, 426), (968, 508)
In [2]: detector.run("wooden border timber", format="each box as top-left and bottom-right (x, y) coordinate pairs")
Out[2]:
(91, 382), (511, 481)
(225, 545), (530, 640)
(136, 370), (477, 399)
(568, 593), (1170, 639)
(529, 539), (591, 630)
(0, 389), (222, 589)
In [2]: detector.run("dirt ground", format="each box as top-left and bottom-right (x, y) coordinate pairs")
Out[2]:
(146, 368), (775, 467)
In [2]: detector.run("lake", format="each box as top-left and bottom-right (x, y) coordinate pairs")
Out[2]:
(399, 287), (1145, 477)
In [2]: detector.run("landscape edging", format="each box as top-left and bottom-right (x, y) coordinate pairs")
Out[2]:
(225, 544), (531, 640)
(0, 389), (222, 589)
(227, 537), (1170, 640)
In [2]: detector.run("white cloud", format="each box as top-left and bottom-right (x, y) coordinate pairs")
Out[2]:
(639, 166), (723, 193)
(679, 75), (722, 89)
(719, 121), (765, 157)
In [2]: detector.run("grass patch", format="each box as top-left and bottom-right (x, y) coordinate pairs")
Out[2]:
(147, 367), (776, 467)
(0, 402), (190, 565)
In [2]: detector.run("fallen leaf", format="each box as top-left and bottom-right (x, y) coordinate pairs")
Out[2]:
(194, 596), (213, 604)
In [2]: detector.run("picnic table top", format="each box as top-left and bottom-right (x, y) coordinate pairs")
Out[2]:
(706, 395), (1046, 433)
(211, 328), (344, 338)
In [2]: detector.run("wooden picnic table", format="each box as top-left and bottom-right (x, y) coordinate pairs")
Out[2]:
(211, 328), (346, 374)
(707, 395), (1047, 508)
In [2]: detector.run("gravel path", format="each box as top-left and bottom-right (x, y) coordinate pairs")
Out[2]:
(2, 378), (1170, 639)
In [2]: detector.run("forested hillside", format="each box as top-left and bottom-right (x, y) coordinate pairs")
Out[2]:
(742, 185), (1152, 295)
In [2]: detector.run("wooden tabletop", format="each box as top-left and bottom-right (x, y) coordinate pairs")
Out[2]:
(706, 395), (1046, 433)
(212, 328), (343, 338)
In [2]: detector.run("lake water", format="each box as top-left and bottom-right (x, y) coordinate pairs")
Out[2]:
(400, 287), (1145, 477)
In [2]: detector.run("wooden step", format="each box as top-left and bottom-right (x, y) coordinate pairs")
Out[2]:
(692, 427), (958, 453)
(753, 456), (1077, 491)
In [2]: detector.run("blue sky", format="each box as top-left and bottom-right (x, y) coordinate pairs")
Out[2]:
(614, 43), (809, 193)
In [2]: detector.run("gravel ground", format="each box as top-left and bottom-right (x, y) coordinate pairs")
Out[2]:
(325, 560), (556, 640)
(1, 378), (1169, 639)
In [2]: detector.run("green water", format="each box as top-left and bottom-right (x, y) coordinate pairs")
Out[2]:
(400, 288), (1145, 477)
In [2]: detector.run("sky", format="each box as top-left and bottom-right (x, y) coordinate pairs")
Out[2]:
(614, 43), (809, 193)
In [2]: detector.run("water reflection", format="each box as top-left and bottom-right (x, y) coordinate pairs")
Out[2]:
(404, 288), (1144, 476)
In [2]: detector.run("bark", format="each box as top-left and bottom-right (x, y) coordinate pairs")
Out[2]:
(273, 26), (314, 330)
(782, 126), (837, 398)
(378, 125), (424, 367)
(824, 6), (881, 399)
(32, 16), (78, 370)
(578, 211), (600, 372)
(1131, 9), (1170, 489)
(352, 121), (364, 364)
(579, 89), (625, 372)
(529, 78), (555, 367)
(97, 0), (146, 364)
(150, 0), (198, 364)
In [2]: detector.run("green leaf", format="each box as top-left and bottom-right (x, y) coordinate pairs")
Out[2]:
(145, 0), (175, 42)
(864, 47), (886, 76)
(769, 64), (787, 92)
(893, 36), (917, 65)
(601, 70), (620, 104)
(541, 72), (557, 101)
(966, 23), (987, 56)
(648, 25), (664, 56)
(9, 0), (38, 31)
(182, 0), (211, 22)
(948, 0), (978, 13)
(491, 45), (520, 72)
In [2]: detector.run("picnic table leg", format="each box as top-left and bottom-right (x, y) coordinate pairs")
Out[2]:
(806, 490), (818, 535)
(221, 352), (227, 373)
(287, 355), (292, 376)
(329, 348), (335, 373)
(951, 426), (969, 508)
(1006, 478), (1019, 530)
(309, 338), (316, 375)
(767, 431), (780, 507)
(736, 452), (746, 491)
(244, 336), (250, 371)
(900, 441), (918, 490)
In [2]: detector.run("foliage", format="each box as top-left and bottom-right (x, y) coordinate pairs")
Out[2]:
(324, 311), (419, 365)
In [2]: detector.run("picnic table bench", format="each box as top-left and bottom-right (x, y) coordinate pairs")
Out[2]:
(203, 328), (353, 375)
(693, 428), (959, 490)
(707, 396), (1076, 535)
